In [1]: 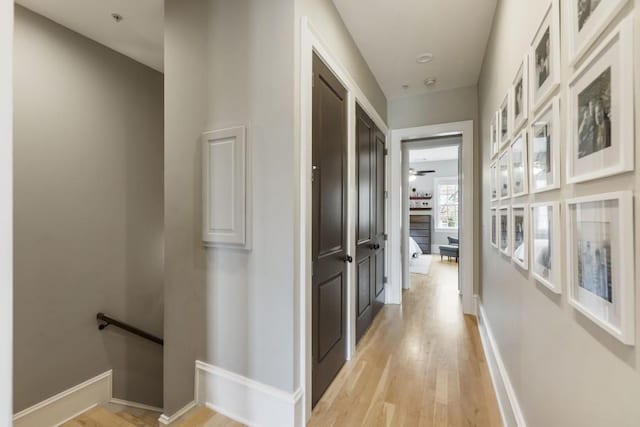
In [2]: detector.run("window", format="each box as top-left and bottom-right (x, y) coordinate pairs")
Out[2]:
(435, 177), (459, 230)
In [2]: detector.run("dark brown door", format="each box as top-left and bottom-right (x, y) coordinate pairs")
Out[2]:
(312, 53), (349, 407)
(355, 105), (386, 343)
(372, 127), (386, 316)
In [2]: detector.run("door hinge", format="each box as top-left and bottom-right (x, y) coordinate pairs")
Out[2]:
(383, 276), (388, 284)
(311, 261), (314, 277)
(384, 190), (388, 199)
(384, 233), (388, 241)
(384, 148), (389, 155)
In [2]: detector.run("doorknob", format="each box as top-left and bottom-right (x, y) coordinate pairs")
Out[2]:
(344, 255), (353, 263)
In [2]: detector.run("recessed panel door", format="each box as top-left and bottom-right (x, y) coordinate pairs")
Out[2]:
(311, 53), (348, 407)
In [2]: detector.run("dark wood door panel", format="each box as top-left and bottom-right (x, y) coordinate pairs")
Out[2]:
(312, 53), (348, 407)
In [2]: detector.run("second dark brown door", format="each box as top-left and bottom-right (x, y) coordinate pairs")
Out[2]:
(355, 104), (386, 343)
(311, 53), (348, 407)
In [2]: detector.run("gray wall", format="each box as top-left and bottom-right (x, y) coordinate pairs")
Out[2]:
(1, 0), (13, 422)
(409, 159), (459, 249)
(295, 0), (387, 121)
(478, 1), (640, 426)
(13, 6), (164, 411)
(164, 0), (296, 415)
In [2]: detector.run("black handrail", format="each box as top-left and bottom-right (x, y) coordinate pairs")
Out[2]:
(96, 312), (163, 346)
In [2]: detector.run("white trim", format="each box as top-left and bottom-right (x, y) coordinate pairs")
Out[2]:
(13, 371), (113, 427)
(109, 398), (163, 413)
(158, 401), (197, 425)
(392, 120), (475, 315)
(195, 360), (303, 427)
(477, 303), (527, 427)
(433, 176), (460, 232)
(298, 16), (389, 423)
(0, 0), (13, 423)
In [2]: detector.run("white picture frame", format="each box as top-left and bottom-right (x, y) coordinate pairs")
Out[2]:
(565, 191), (634, 345)
(566, 0), (630, 66)
(530, 0), (561, 112)
(490, 111), (500, 158)
(498, 149), (511, 200)
(511, 54), (529, 133)
(511, 204), (529, 270)
(499, 206), (511, 256)
(499, 93), (511, 147)
(510, 130), (528, 198)
(490, 161), (498, 202)
(491, 208), (498, 248)
(567, 16), (634, 184)
(530, 96), (561, 193)
(531, 202), (562, 293)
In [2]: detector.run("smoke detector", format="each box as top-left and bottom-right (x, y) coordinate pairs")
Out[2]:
(424, 77), (437, 87)
(111, 13), (123, 23)
(416, 53), (434, 64)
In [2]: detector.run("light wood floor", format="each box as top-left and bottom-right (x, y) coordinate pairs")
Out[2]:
(64, 403), (243, 427)
(308, 257), (502, 427)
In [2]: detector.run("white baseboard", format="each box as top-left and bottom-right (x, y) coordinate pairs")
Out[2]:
(158, 400), (197, 425)
(195, 360), (303, 427)
(477, 302), (527, 427)
(13, 370), (112, 427)
(110, 397), (163, 413)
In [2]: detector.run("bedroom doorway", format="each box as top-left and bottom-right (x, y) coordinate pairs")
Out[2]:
(404, 138), (461, 291)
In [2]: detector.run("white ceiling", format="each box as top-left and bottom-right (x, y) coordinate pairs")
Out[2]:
(333, 0), (497, 99)
(16, 0), (163, 72)
(410, 146), (459, 163)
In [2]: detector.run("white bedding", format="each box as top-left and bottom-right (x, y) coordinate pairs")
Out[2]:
(409, 237), (423, 258)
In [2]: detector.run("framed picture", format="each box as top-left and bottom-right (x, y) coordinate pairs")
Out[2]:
(530, 0), (561, 112)
(511, 54), (529, 132)
(567, 17), (634, 184)
(510, 130), (528, 197)
(531, 202), (561, 293)
(499, 93), (511, 147)
(490, 111), (500, 158)
(566, 191), (634, 345)
(511, 205), (528, 269)
(491, 208), (498, 248)
(490, 161), (498, 202)
(567, 0), (630, 65)
(530, 96), (561, 193)
(498, 149), (511, 200)
(499, 207), (511, 256)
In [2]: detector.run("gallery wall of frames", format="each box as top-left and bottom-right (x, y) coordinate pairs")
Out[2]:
(487, 0), (635, 345)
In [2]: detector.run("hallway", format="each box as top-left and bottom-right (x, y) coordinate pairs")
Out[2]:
(309, 259), (501, 426)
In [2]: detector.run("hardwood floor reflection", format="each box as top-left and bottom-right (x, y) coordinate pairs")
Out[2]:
(308, 257), (502, 427)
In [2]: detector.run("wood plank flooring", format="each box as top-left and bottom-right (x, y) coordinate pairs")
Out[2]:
(308, 257), (502, 427)
(64, 403), (243, 427)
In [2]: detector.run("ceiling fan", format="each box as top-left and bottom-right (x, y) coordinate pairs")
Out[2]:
(409, 168), (436, 176)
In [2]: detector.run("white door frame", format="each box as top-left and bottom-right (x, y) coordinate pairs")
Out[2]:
(389, 122), (476, 315)
(0, 0), (14, 422)
(401, 137), (461, 290)
(298, 16), (389, 423)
